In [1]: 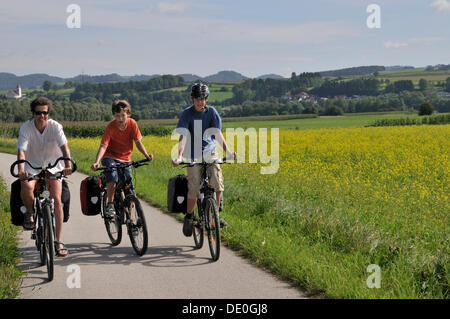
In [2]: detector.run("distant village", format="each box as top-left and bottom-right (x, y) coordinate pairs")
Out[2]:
(281, 92), (367, 103)
(282, 90), (450, 104)
(5, 84), (25, 100)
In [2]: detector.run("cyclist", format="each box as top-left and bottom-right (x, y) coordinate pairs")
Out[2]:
(91, 100), (153, 218)
(17, 97), (73, 257)
(172, 83), (237, 237)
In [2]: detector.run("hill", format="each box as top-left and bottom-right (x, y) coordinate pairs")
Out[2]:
(177, 74), (204, 82)
(203, 70), (249, 82)
(319, 66), (385, 77)
(0, 72), (65, 90)
(1, 70), (251, 90)
(256, 74), (284, 79)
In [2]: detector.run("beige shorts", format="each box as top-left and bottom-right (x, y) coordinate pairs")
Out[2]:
(187, 152), (224, 199)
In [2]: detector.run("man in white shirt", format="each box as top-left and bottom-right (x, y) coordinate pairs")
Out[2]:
(17, 97), (73, 257)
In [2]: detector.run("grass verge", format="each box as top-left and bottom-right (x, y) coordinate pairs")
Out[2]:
(0, 176), (23, 299)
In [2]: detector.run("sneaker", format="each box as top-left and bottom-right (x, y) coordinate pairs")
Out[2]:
(183, 213), (194, 237)
(105, 202), (116, 218)
(219, 216), (228, 228)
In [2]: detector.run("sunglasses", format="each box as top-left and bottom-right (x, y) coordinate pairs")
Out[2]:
(34, 111), (49, 115)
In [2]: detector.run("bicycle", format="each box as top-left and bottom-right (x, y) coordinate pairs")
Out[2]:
(10, 157), (77, 281)
(180, 158), (230, 262)
(95, 159), (150, 256)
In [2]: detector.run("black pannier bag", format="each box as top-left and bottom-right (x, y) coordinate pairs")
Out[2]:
(10, 179), (25, 226)
(167, 174), (188, 213)
(80, 176), (102, 216)
(61, 180), (70, 222)
(10, 179), (71, 226)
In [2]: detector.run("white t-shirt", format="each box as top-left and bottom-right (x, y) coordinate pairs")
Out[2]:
(17, 119), (68, 175)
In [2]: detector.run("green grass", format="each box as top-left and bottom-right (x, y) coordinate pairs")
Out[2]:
(0, 177), (23, 299)
(379, 69), (450, 82)
(221, 112), (421, 130)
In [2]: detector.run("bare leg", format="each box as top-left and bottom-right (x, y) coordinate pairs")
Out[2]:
(187, 198), (197, 215)
(107, 182), (116, 203)
(20, 179), (36, 224)
(48, 178), (67, 256)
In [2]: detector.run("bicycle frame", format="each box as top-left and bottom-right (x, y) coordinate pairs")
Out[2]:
(10, 156), (77, 281)
(96, 159), (150, 256)
(180, 158), (229, 261)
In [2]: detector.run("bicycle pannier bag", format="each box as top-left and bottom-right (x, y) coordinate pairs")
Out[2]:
(10, 179), (25, 226)
(61, 180), (70, 222)
(167, 174), (188, 213)
(10, 179), (71, 225)
(80, 176), (102, 216)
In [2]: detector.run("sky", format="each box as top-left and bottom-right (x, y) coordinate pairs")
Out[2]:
(0, 0), (449, 78)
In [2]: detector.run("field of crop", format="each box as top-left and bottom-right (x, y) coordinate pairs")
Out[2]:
(63, 123), (449, 298)
(0, 114), (448, 298)
(378, 69), (450, 83)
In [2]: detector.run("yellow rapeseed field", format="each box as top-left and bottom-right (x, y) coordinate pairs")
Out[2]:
(50, 124), (450, 297)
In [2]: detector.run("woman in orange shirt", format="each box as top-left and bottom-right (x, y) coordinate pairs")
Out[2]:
(91, 100), (153, 217)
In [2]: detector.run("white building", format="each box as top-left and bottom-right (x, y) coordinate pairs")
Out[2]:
(7, 84), (24, 100)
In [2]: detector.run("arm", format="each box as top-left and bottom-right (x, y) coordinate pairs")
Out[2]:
(172, 135), (187, 167)
(17, 150), (28, 180)
(215, 131), (237, 160)
(135, 139), (153, 161)
(91, 144), (107, 171)
(60, 143), (73, 176)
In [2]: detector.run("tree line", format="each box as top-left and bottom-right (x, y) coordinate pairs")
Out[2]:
(1, 74), (449, 122)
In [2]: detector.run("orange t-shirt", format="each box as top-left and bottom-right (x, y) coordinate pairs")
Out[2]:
(101, 118), (142, 162)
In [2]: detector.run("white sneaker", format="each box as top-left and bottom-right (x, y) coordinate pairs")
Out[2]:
(105, 203), (116, 218)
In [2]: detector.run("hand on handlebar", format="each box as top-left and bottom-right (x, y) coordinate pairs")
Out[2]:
(62, 167), (73, 176)
(227, 151), (237, 161)
(91, 162), (100, 171)
(172, 156), (182, 167)
(18, 170), (29, 181)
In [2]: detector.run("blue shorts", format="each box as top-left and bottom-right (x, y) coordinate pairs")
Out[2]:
(101, 157), (133, 188)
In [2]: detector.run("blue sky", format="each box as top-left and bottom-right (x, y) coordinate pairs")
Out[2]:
(0, 0), (449, 78)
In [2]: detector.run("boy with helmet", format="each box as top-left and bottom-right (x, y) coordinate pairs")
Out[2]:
(172, 83), (237, 237)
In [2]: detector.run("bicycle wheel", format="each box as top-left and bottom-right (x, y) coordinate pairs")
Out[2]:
(125, 195), (148, 256)
(205, 197), (220, 261)
(102, 192), (122, 246)
(35, 202), (45, 266)
(43, 204), (54, 281)
(193, 199), (204, 249)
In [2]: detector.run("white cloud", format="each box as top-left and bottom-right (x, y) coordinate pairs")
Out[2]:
(384, 37), (447, 49)
(157, 2), (189, 14)
(430, 0), (450, 11)
(384, 41), (408, 49)
(409, 37), (447, 43)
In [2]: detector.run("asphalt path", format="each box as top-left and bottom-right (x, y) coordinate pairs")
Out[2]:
(0, 152), (306, 299)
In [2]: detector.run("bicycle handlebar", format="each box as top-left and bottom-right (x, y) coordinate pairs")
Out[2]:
(10, 157), (77, 179)
(95, 158), (151, 172)
(180, 157), (231, 167)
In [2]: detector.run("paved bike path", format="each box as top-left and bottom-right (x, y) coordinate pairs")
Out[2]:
(0, 152), (306, 299)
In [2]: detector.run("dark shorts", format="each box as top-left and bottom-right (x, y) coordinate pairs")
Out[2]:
(101, 157), (133, 188)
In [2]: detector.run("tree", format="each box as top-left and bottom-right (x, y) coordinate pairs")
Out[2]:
(446, 77), (450, 93)
(419, 78), (428, 91)
(43, 80), (52, 92)
(418, 102), (434, 116)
